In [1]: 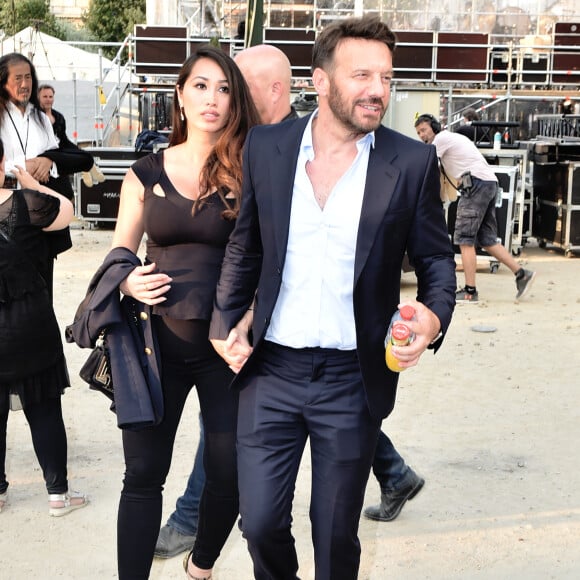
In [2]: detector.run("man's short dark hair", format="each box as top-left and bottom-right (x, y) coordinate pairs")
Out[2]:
(463, 108), (480, 122)
(312, 16), (397, 73)
(38, 83), (55, 94)
(414, 113), (441, 134)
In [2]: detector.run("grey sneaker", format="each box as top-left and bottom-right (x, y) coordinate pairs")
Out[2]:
(455, 287), (479, 302)
(516, 269), (536, 299)
(154, 524), (196, 559)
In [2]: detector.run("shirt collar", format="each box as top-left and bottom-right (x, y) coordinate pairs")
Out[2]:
(301, 109), (376, 162)
(7, 100), (33, 118)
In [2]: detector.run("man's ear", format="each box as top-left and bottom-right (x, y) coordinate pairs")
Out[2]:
(312, 67), (328, 97)
(271, 80), (282, 104)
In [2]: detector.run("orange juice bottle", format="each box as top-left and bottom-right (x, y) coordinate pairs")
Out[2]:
(385, 305), (416, 372)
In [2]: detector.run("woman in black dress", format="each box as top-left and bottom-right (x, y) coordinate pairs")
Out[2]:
(0, 139), (88, 516)
(111, 47), (259, 579)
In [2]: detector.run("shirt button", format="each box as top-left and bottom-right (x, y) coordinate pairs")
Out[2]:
(144, 347), (152, 356)
(139, 312), (148, 320)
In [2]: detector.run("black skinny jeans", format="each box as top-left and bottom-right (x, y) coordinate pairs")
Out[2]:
(0, 395), (68, 495)
(117, 317), (239, 579)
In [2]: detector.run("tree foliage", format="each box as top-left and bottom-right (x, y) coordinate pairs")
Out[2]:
(0, 0), (64, 39)
(83, 0), (146, 60)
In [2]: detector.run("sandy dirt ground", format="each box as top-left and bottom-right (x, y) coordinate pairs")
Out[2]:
(2, 224), (579, 579)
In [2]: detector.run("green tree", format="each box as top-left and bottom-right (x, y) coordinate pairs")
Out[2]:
(83, 0), (146, 60)
(58, 18), (94, 46)
(0, 0), (64, 39)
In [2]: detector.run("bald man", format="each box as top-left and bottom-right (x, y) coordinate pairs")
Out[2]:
(235, 44), (297, 124)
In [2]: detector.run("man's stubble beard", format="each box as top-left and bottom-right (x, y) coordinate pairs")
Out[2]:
(327, 78), (385, 138)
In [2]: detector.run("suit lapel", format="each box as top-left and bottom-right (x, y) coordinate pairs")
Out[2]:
(270, 115), (310, 267)
(354, 131), (400, 285)
(266, 119), (399, 281)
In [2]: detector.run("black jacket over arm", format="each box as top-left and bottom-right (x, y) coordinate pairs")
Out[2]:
(66, 247), (163, 430)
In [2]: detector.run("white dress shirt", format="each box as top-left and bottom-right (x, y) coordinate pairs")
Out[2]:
(265, 113), (375, 349)
(1, 101), (58, 177)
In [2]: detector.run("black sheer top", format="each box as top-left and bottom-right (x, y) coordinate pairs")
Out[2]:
(0, 189), (69, 402)
(132, 152), (236, 321)
(0, 188), (59, 298)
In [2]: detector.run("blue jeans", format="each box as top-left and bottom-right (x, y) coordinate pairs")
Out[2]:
(371, 430), (413, 492)
(166, 415), (205, 536)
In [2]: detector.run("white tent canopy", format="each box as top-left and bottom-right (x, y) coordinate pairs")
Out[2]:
(0, 26), (112, 82)
(0, 28), (138, 143)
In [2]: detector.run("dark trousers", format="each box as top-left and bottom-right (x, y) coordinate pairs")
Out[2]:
(237, 341), (381, 580)
(166, 414), (205, 536)
(0, 396), (68, 495)
(117, 318), (239, 579)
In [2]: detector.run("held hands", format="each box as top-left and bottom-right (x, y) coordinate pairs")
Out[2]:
(389, 300), (442, 370)
(120, 262), (172, 306)
(210, 309), (254, 373)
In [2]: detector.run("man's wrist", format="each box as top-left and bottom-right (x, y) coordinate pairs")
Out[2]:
(428, 329), (443, 348)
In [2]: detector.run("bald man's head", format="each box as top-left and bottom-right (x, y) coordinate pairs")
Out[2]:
(235, 44), (292, 124)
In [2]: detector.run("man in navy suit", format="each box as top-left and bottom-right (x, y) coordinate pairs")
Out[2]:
(210, 16), (456, 580)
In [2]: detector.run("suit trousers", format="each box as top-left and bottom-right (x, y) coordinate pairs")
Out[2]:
(237, 341), (382, 580)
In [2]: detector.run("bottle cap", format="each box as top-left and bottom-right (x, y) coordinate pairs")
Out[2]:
(392, 323), (411, 342)
(399, 305), (416, 320)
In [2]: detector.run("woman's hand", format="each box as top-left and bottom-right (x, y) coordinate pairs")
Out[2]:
(120, 262), (172, 305)
(13, 165), (42, 190)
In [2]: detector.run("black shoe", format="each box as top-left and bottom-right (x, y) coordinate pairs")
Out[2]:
(363, 471), (425, 522)
(154, 524), (196, 559)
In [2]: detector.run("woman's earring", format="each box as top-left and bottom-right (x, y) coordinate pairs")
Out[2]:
(180, 106), (185, 122)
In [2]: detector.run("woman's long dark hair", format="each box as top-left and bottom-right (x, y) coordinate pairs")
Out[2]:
(170, 45), (260, 219)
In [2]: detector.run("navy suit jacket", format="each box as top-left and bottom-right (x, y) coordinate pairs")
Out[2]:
(210, 114), (456, 420)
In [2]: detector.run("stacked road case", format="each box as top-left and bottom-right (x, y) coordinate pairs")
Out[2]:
(533, 161), (580, 257)
(75, 148), (148, 225)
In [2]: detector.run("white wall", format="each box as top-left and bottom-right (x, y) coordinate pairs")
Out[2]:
(146, 0), (179, 26)
(50, 0), (90, 20)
